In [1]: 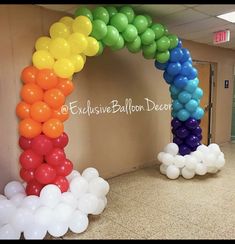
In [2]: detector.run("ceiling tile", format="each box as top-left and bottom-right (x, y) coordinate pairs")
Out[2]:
(194, 4), (235, 17)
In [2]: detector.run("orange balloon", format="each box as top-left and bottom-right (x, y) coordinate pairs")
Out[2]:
(16, 101), (31, 119)
(42, 118), (64, 138)
(20, 83), (44, 104)
(43, 88), (65, 109)
(36, 69), (58, 90)
(51, 107), (69, 122)
(30, 101), (52, 122)
(56, 78), (74, 96)
(19, 118), (42, 138)
(21, 66), (38, 84)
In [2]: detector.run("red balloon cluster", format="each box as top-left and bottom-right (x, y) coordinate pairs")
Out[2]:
(19, 132), (72, 195)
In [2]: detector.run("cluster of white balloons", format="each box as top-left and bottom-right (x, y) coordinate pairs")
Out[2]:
(0, 168), (109, 239)
(157, 143), (225, 179)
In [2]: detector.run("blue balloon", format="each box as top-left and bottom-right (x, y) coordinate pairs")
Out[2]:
(171, 110), (177, 118)
(171, 94), (178, 100)
(180, 48), (191, 63)
(163, 71), (174, 84)
(177, 109), (190, 121)
(192, 87), (203, 100)
(169, 85), (180, 96)
(170, 47), (183, 62)
(191, 107), (204, 120)
(154, 60), (169, 71)
(174, 75), (188, 89)
(184, 78), (199, 93)
(172, 99), (183, 111)
(188, 57), (193, 64)
(185, 99), (198, 112)
(180, 61), (193, 77)
(177, 39), (182, 48)
(187, 67), (198, 79)
(167, 62), (181, 76)
(178, 91), (192, 104)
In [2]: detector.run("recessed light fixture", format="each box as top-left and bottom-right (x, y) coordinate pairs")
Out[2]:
(217, 11), (235, 23)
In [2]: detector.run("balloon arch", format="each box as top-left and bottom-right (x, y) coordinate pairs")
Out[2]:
(0, 5), (225, 239)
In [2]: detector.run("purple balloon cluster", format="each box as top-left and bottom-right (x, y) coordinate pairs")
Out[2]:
(171, 117), (202, 156)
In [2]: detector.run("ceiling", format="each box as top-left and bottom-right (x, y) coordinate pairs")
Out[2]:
(37, 4), (235, 50)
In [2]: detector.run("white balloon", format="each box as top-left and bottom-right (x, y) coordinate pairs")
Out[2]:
(181, 167), (195, 179)
(48, 221), (68, 237)
(157, 152), (165, 162)
(195, 163), (207, 175)
(208, 143), (221, 155)
(70, 177), (89, 199)
(174, 155), (185, 168)
(184, 155), (197, 170)
(88, 177), (110, 198)
(0, 200), (16, 226)
(0, 224), (21, 240)
(39, 185), (61, 209)
(190, 150), (204, 162)
(82, 168), (99, 182)
(197, 144), (209, 154)
(69, 210), (88, 234)
(21, 195), (41, 212)
(77, 193), (99, 214)
(66, 170), (81, 182)
(164, 143), (179, 156)
(159, 164), (167, 175)
(10, 193), (26, 207)
(53, 203), (73, 222)
(207, 166), (218, 174)
(203, 154), (216, 167)
(0, 195), (6, 201)
(166, 165), (180, 180)
(61, 192), (77, 210)
(215, 155), (225, 169)
(91, 198), (105, 215)
(34, 206), (53, 227)
(162, 153), (174, 166)
(4, 181), (25, 199)
(102, 197), (107, 207)
(23, 221), (47, 240)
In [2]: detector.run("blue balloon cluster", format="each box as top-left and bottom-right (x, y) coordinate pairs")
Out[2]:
(154, 39), (205, 155)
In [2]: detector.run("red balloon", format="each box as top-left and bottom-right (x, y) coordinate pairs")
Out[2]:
(45, 148), (66, 166)
(31, 134), (53, 155)
(26, 179), (44, 196)
(19, 136), (33, 150)
(20, 168), (35, 182)
(19, 149), (43, 170)
(35, 164), (57, 185)
(52, 132), (69, 148)
(55, 159), (73, 176)
(53, 176), (69, 193)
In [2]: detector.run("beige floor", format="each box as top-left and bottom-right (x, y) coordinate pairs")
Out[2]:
(59, 142), (235, 239)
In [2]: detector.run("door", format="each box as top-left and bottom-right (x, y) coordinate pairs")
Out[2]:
(193, 62), (212, 145)
(231, 77), (235, 141)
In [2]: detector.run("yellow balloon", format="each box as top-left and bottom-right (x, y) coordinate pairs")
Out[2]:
(49, 37), (71, 59)
(50, 22), (70, 39)
(59, 16), (74, 32)
(69, 54), (85, 73)
(72, 16), (92, 36)
(35, 36), (51, 51)
(80, 53), (87, 64)
(32, 50), (55, 69)
(83, 37), (99, 57)
(67, 33), (88, 54)
(53, 58), (75, 78)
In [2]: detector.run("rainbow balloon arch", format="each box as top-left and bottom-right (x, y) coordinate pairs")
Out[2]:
(0, 5), (225, 239)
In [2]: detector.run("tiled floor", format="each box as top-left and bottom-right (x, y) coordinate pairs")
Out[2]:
(62, 142), (235, 239)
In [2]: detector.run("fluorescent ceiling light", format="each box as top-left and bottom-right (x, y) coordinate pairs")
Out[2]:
(217, 11), (235, 23)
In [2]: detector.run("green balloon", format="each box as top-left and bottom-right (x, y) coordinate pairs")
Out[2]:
(110, 13), (128, 32)
(155, 50), (170, 63)
(164, 26), (169, 35)
(96, 41), (104, 56)
(143, 51), (155, 60)
(122, 24), (138, 43)
(140, 28), (155, 45)
(126, 36), (141, 53)
(74, 7), (93, 20)
(93, 7), (109, 24)
(132, 15), (148, 34)
(102, 25), (119, 47)
(111, 35), (125, 51)
(156, 36), (170, 52)
(91, 20), (107, 40)
(144, 14), (152, 27)
(168, 34), (179, 49)
(119, 6), (135, 23)
(142, 42), (157, 57)
(151, 23), (165, 40)
(105, 6), (118, 18)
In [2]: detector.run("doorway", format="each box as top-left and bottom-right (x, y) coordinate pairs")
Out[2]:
(231, 76), (235, 142)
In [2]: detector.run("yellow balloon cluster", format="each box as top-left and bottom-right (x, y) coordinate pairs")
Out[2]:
(32, 15), (99, 79)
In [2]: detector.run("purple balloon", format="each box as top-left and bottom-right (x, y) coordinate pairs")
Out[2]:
(175, 126), (189, 139)
(179, 144), (191, 156)
(185, 118), (199, 130)
(171, 118), (182, 129)
(197, 134), (202, 141)
(185, 135), (199, 148)
(191, 126), (202, 136)
(173, 136), (183, 146)
(171, 128), (177, 135)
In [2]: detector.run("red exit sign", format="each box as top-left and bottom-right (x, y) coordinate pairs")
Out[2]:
(213, 29), (230, 44)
